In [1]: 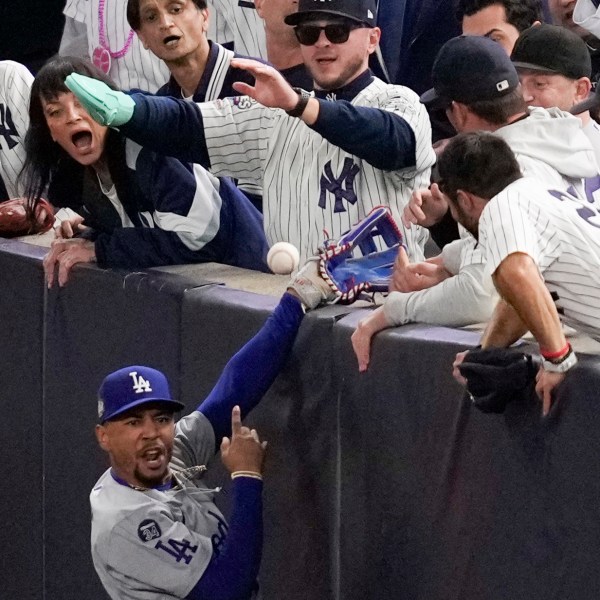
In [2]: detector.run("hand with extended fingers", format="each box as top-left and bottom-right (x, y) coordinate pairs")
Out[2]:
(402, 183), (449, 229)
(221, 405), (267, 476)
(43, 237), (96, 288)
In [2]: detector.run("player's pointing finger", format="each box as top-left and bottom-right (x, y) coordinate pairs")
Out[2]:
(230, 405), (242, 435)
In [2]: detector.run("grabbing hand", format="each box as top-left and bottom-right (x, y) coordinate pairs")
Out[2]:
(452, 350), (469, 386)
(351, 307), (392, 372)
(55, 215), (88, 239)
(389, 246), (446, 292)
(221, 406), (267, 475)
(43, 237), (96, 288)
(535, 367), (566, 417)
(402, 183), (449, 229)
(230, 58), (299, 111)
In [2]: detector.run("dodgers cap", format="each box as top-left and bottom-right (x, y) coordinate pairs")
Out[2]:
(511, 23), (592, 80)
(284, 0), (377, 27)
(98, 365), (184, 423)
(420, 36), (519, 109)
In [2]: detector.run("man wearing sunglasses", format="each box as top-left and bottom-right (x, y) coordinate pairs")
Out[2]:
(64, 0), (436, 267)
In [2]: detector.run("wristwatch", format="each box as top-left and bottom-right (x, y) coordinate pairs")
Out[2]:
(542, 346), (578, 373)
(285, 87), (311, 118)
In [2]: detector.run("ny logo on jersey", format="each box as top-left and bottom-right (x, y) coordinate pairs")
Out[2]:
(129, 371), (152, 394)
(0, 104), (19, 151)
(319, 158), (360, 213)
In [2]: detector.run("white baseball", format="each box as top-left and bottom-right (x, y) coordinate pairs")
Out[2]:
(267, 242), (300, 275)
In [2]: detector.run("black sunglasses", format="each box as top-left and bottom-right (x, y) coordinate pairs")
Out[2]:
(294, 22), (369, 46)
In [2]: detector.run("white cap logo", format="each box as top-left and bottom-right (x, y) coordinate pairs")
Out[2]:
(496, 80), (509, 92)
(368, 9), (373, 18)
(98, 399), (105, 419)
(129, 371), (153, 394)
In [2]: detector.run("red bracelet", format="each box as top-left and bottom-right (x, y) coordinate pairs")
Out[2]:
(540, 342), (570, 360)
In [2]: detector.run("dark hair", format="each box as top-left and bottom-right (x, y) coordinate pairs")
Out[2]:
(20, 56), (118, 209)
(464, 85), (527, 125)
(456, 0), (543, 32)
(127, 0), (207, 29)
(437, 131), (522, 202)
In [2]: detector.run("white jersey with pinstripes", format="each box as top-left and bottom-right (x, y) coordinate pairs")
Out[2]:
(207, 0), (267, 59)
(198, 78), (435, 263)
(63, 0), (170, 92)
(479, 177), (600, 340)
(0, 61), (33, 199)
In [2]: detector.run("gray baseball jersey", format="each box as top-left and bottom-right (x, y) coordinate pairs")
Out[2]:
(91, 411), (228, 600)
(199, 78), (435, 263)
(207, 0), (267, 59)
(0, 61), (33, 200)
(479, 177), (600, 340)
(62, 0), (170, 92)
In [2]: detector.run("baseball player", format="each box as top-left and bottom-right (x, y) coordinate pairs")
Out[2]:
(23, 56), (269, 287)
(207, 0), (267, 59)
(60, 0), (170, 91)
(92, 290), (306, 599)
(0, 61), (34, 201)
(65, 0), (436, 265)
(436, 131), (600, 414)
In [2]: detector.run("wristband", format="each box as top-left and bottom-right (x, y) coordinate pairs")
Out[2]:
(285, 87), (311, 118)
(231, 471), (263, 481)
(543, 347), (578, 373)
(540, 342), (570, 361)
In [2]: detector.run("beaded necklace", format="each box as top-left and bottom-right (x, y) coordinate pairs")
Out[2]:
(92, 0), (135, 74)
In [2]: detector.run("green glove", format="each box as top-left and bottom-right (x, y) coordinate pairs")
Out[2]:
(65, 73), (135, 127)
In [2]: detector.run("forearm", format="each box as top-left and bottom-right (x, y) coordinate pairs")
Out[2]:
(308, 100), (416, 170)
(479, 299), (528, 348)
(493, 260), (567, 352)
(187, 478), (262, 600)
(384, 265), (497, 327)
(199, 293), (304, 442)
(119, 93), (211, 166)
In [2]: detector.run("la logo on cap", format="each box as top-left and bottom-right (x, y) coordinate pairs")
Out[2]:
(496, 80), (509, 92)
(130, 371), (152, 394)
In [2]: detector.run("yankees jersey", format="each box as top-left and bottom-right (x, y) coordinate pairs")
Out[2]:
(62, 0), (170, 92)
(207, 0), (267, 59)
(124, 71), (435, 262)
(91, 412), (230, 600)
(479, 177), (600, 340)
(0, 61), (33, 201)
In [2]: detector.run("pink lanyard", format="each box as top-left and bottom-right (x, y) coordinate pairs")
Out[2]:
(97, 0), (134, 58)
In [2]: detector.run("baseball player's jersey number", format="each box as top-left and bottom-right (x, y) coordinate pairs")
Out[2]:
(549, 188), (600, 230)
(155, 538), (198, 564)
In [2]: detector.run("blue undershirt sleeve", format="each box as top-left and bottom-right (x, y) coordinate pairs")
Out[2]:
(309, 99), (416, 171)
(198, 293), (304, 443)
(119, 93), (212, 167)
(186, 477), (263, 600)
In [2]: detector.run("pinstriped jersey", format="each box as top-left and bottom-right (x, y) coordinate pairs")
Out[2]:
(207, 0), (267, 59)
(479, 177), (600, 340)
(63, 0), (170, 92)
(199, 78), (435, 262)
(0, 61), (33, 200)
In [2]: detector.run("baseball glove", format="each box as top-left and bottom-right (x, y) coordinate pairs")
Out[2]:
(0, 198), (55, 238)
(319, 206), (405, 304)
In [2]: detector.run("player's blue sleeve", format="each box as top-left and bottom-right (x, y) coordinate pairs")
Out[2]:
(198, 293), (304, 443)
(119, 93), (212, 166)
(186, 477), (263, 600)
(309, 99), (416, 171)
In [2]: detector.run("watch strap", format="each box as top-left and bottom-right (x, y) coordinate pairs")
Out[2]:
(286, 87), (311, 118)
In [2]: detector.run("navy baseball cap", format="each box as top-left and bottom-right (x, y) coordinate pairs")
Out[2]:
(97, 366), (184, 422)
(511, 24), (592, 80)
(421, 36), (520, 109)
(284, 0), (377, 26)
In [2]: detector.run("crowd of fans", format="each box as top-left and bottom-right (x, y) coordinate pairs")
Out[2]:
(2, 1), (600, 596)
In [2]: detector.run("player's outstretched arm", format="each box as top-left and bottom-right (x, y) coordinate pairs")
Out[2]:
(198, 293), (304, 444)
(186, 406), (265, 600)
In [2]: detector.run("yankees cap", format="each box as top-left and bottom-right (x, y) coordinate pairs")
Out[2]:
(98, 366), (184, 423)
(285, 0), (377, 27)
(511, 24), (592, 80)
(420, 36), (519, 109)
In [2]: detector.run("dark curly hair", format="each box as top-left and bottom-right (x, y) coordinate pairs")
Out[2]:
(455, 0), (543, 33)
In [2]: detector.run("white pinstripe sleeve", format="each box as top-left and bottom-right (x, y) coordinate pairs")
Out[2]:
(479, 188), (548, 279)
(0, 61), (33, 199)
(198, 96), (273, 181)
